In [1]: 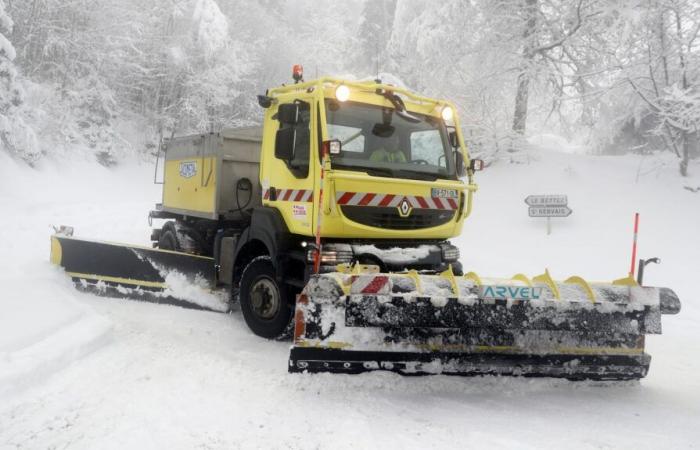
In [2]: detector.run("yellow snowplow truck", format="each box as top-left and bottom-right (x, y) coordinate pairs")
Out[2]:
(50, 72), (681, 380)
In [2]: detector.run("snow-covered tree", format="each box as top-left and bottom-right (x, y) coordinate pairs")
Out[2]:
(578, 0), (700, 175)
(1, 0), (697, 172)
(7, 0), (122, 163)
(354, 0), (396, 76)
(0, 0), (37, 163)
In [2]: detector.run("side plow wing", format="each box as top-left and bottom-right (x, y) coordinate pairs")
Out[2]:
(50, 233), (223, 311)
(289, 269), (681, 380)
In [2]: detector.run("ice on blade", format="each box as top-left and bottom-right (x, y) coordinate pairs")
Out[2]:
(289, 266), (680, 380)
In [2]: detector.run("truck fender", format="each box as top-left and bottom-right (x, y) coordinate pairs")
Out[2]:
(233, 207), (290, 275)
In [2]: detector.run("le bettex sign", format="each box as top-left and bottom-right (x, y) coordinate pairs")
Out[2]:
(525, 195), (572, 234)
(525, 195), (572, 217)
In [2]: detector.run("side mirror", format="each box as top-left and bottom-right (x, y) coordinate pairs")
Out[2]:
(322, 139), (342, 157)
(469, 158), (485, 171)
(275, 127), (296, 160)
(455, 151), (465, 176)
(257, 95), (273, 108)
(278, 103), (300, 125)
(448, 131), (459, 148)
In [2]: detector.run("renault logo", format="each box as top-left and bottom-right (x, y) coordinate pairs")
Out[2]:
(397, 198), (412, 217)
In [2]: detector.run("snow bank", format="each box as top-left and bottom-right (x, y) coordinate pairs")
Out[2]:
(0, 151), (157, 399)
(0, 294), (111, 399)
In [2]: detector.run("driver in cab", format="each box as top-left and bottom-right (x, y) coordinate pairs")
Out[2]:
(369, 134), (406, 163)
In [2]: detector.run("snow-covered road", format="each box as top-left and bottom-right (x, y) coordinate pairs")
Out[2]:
(1, 145), (698, 449)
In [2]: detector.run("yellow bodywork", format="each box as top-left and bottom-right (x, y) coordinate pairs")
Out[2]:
(159, 78), (478, 239)
(260, 78), (478, 239)
(163, 157), (218, 216)
(50, 235), (62, 265)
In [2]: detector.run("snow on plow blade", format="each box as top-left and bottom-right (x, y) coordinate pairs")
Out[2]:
(50, 232), (221, 311)
(289, 268), (681, 380)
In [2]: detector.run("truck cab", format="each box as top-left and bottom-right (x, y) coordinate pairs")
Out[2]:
(150, 74), (480, 338)
(259, 77), (478, 268)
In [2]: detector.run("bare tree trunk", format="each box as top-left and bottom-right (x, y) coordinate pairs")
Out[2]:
(674, 7), (689, 176)
(680, 137), (689, 176)
(512, 0), (537, 135)
(512, 71), (530, 134)
(658, 9), (669, 86)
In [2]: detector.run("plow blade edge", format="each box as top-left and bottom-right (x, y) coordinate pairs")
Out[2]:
(289, 270), (680, 380)
(51, 234), (218, 311)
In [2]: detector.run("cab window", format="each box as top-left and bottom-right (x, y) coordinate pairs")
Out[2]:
(328, 124), (364, 153)
(410, 129), (448, 168)
(275, 101), (310, 178)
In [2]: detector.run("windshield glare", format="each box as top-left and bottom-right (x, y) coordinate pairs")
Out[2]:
(325, 100), (456, 180)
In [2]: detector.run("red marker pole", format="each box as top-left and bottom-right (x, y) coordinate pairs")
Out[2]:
(629, 212), (640, 277)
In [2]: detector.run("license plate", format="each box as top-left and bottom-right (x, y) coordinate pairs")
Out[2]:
(431, 188), (458, 199)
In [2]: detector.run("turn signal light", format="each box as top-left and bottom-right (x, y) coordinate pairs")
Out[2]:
(470, 159), (485, 171)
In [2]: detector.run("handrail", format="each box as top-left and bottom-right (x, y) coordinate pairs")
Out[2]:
(268, 77), (451, 108)
(153, 141), (164, 185)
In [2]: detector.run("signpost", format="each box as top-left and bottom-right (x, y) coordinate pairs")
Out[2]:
(525, 195), (572, 235)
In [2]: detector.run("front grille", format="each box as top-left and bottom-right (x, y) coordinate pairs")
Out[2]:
(341, 206), (455, 230)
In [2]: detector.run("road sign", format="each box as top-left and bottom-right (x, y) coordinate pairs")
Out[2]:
(525, 194), (572, 235)
(524, 195), (568, 207)
(528, 206), (573, 217)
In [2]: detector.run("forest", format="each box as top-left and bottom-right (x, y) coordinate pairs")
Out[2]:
(1, 0), (698, 175)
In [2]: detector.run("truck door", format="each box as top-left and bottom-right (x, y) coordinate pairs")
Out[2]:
(260, 97), (317, 237)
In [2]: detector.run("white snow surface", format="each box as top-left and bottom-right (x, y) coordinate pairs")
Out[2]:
(1, 148), (699, 449)
(352, 244), (433, 266)
(161, 271), (228, 312)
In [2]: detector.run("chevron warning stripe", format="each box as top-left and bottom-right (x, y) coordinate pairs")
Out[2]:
(336, 191), (459, 210)
(350, 275), (391, 295)
(263, 189), (313, 202)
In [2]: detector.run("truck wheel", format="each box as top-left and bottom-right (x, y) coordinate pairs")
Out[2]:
(239, 256), (293, 339)
(157, 221), (181, 251)
(158, 230), (179, 251)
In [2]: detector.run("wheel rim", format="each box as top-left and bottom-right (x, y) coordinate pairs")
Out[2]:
(249, 277), (280, 320)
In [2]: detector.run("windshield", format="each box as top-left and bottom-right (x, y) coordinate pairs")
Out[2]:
(325, 100), (456, 180)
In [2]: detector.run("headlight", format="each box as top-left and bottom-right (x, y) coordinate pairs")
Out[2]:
(440, 243), (460, 262)
(306, 243), (354, 264)
(335, 85), (350, 102)
(441, 106), (454, 122)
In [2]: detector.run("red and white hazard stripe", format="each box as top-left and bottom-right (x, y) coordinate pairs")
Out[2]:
(336, 191), (459, 210)
(350, 275), (391, 295)
(263, 189), (313, 202)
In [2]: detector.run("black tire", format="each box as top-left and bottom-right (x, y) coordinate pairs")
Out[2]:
(239, 256), (293, 339)
(157, 221), (180, 251)
(158, 230), (179, 251)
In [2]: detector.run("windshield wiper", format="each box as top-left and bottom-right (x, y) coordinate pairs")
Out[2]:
(393, 169), (440, 181)
(332, 164), (396, 178)
(363, 167), (398, 178)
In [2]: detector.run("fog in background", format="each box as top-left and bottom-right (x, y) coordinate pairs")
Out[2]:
(0, 0), (698, 175)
